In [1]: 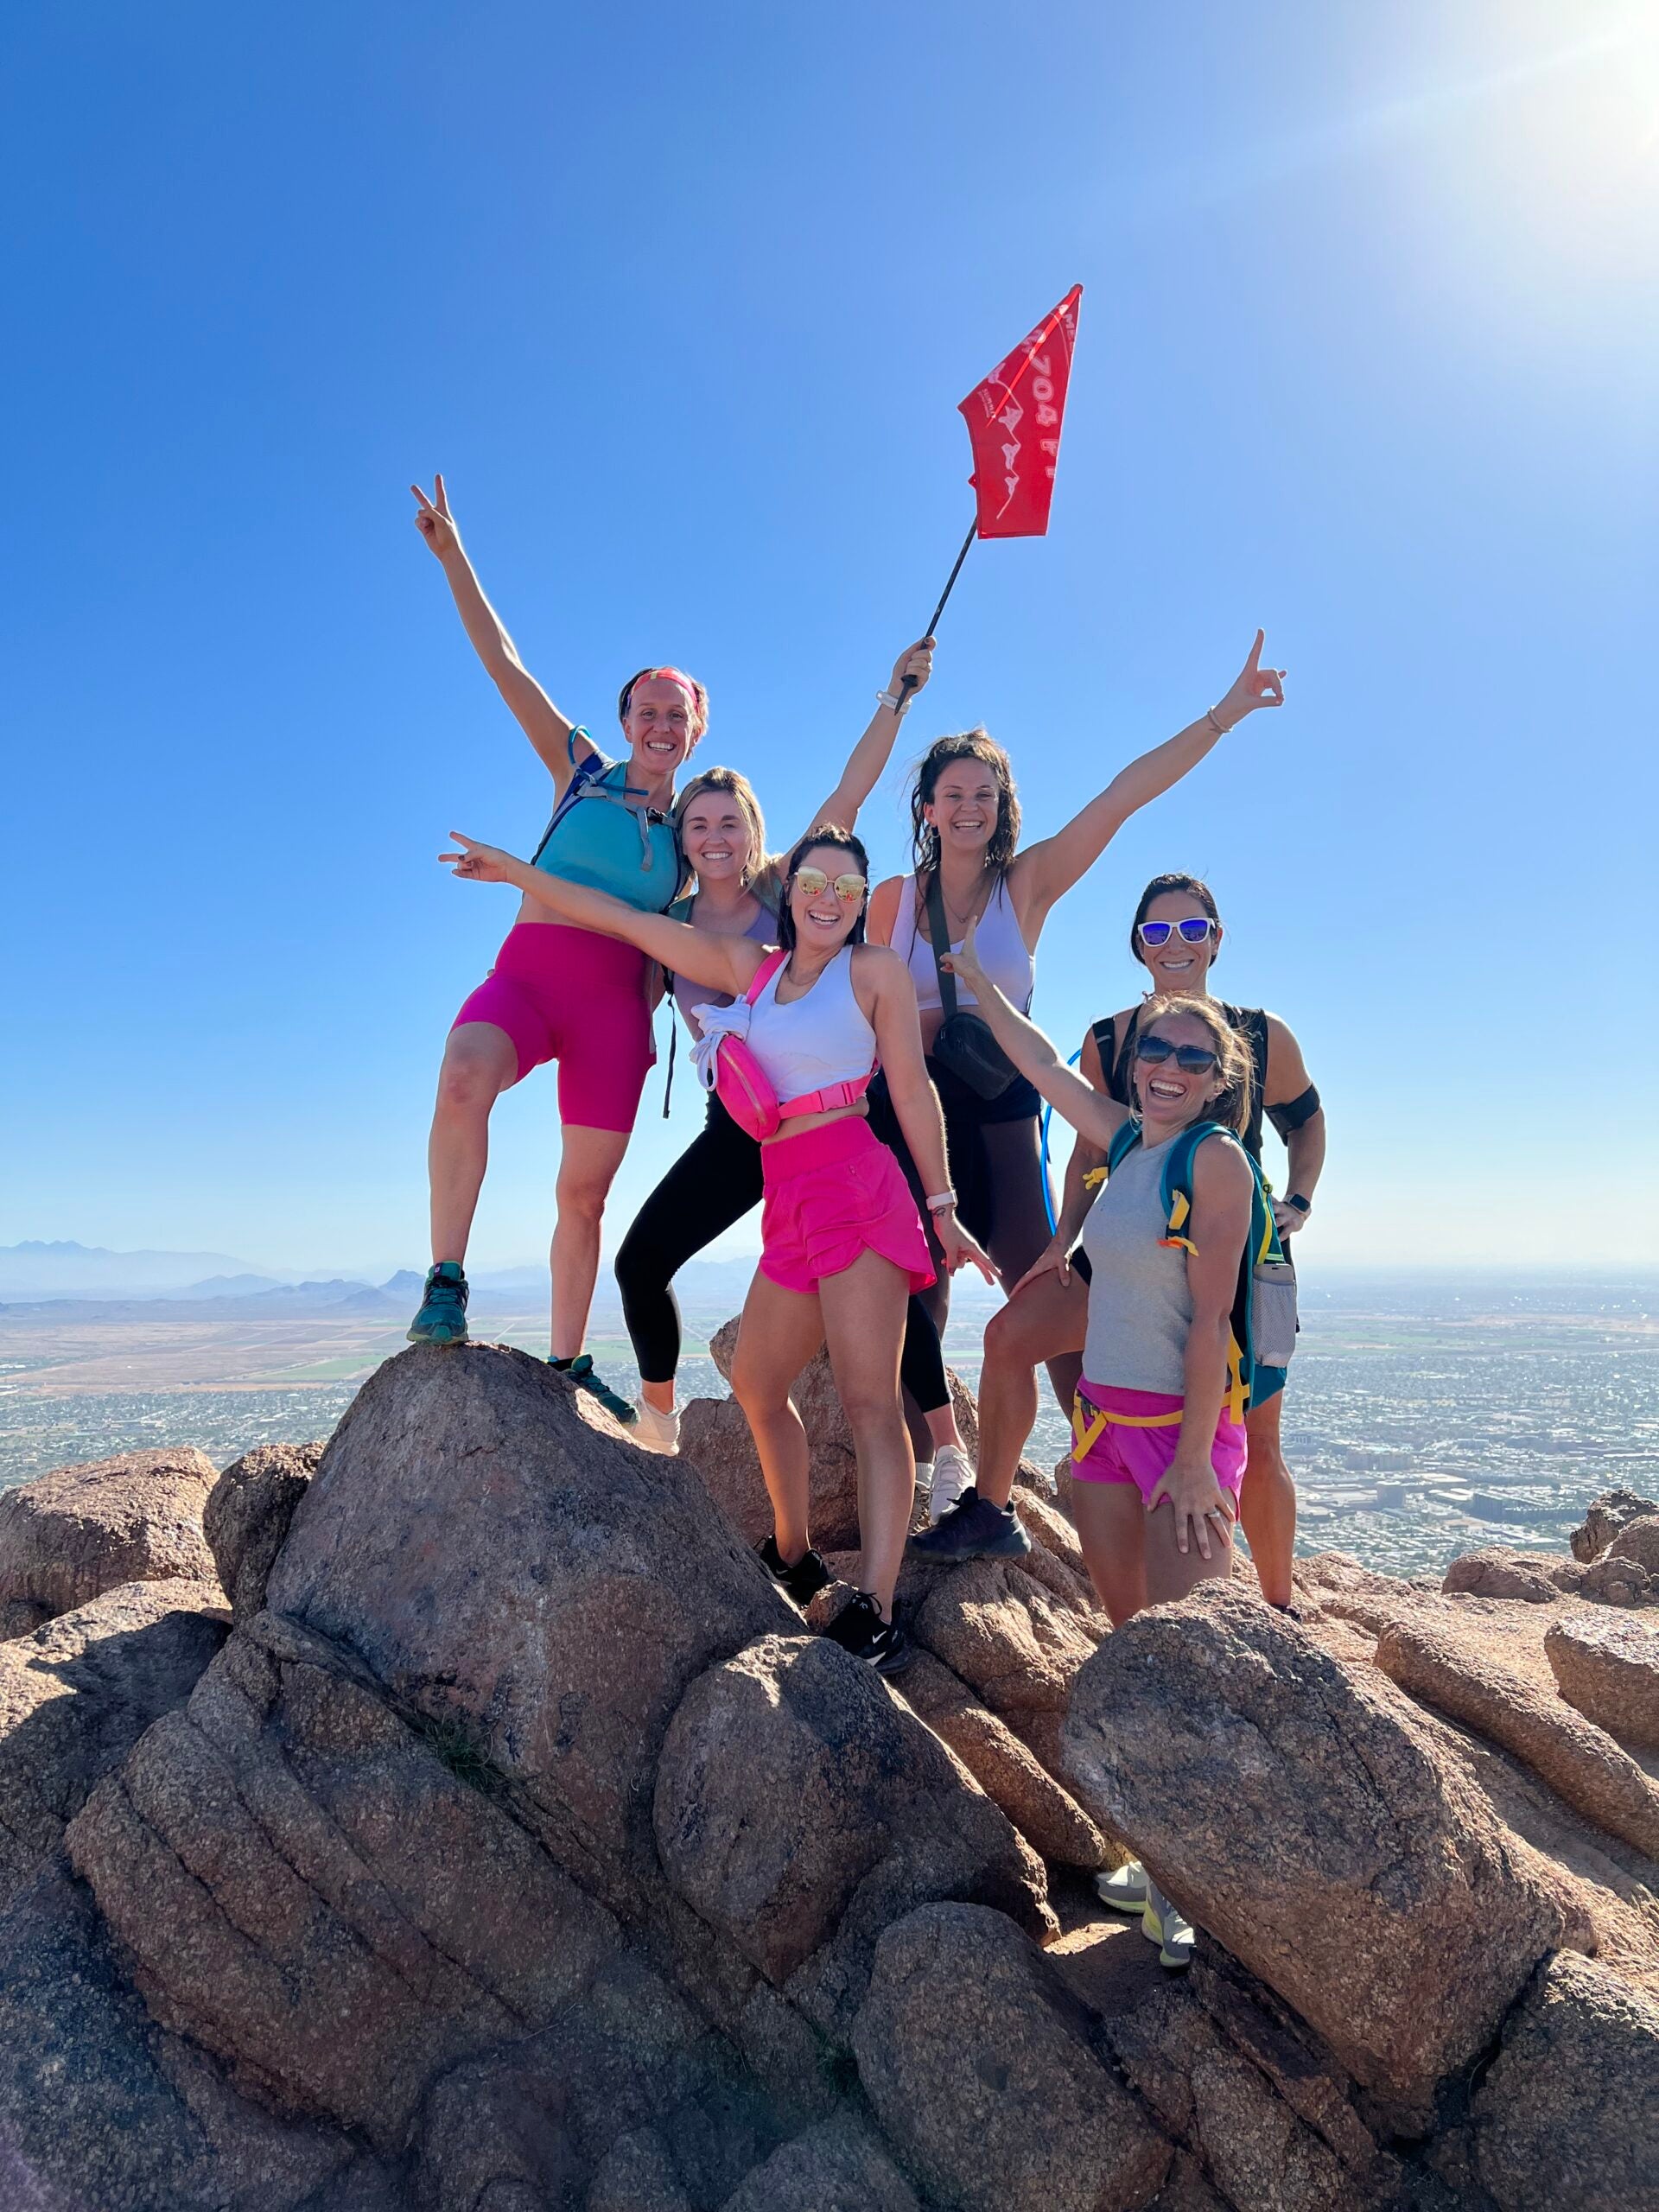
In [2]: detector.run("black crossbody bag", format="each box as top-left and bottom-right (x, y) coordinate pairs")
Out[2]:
(924, 870), (1020, 1100)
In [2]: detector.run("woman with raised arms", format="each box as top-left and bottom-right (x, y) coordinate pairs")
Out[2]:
(404, 475), (704, 1420)
(615, 646), (976, 1496)
(441, 823), (994, 1675)
(925, 919), (1262, 1966)
(866, 633), (1286, 1513)
(922, 871), (1325, 1608)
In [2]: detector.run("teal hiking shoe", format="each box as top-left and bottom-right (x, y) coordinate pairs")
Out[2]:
(551, 1353), (637, 1425)
(408, 1262), (469, 1345)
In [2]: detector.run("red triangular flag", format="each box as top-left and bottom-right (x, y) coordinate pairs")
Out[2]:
(958, 284), (1083, 539)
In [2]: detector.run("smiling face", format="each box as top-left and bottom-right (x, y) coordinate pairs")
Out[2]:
(786, 841), (867, 956)
(1135, 887), (1223, 995)
(621, 677), (702, 779)
(1132, 1009), (1228, 1140)
(924, 760), (1003, 862)
(679, 790), (756, 885)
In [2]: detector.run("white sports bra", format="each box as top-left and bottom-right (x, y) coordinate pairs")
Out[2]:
(742, 945), (875, 1103)
(900, 874), (1035, 1015)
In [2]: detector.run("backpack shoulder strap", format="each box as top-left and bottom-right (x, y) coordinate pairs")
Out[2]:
(1106, 1118), (1142, 1175)
(1089, 1014), (1116, 1081)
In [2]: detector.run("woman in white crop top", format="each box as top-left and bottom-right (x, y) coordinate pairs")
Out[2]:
(443, 823), (993, 1678)
(608, 643), (976, 1495)
(868, 631), (1286, 1508)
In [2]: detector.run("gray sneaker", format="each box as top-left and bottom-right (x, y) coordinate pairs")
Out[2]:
(907, 1486), (1032, 1560)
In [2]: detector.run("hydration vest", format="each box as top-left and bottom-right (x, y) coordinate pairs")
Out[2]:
(1103, 1116), (1298, 1421)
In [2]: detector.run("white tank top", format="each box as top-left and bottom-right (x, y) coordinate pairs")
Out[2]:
(746, 946), (875, 1103)
(899, 874), (1035, 1015)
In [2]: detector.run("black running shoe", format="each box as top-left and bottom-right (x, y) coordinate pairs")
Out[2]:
(408, 1262), (469, 1345)
(823, 1592), (913, 1676)
(551, 1353), (637, 1424)
(907, 1485), (1032, 1561)
(757, 1535), (832, 1606)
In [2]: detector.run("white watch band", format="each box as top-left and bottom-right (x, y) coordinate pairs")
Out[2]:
(925, 1191), (957, 1213)
(877, 688), (908, 714)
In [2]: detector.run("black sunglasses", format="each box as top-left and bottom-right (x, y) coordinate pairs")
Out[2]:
(1135, 1033), (1219, 1075)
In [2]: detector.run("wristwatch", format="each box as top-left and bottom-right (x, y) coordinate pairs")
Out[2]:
(876, 688), (909, 714)
(1285, 1193), (1311, 1214)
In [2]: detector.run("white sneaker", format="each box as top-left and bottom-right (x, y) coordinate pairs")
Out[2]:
(1094, 1859), (1149, 1915)
(928, 1444), (976, 1523)
(1142, 1879), (1194, 1970)
(632, 1397), (680, 1455)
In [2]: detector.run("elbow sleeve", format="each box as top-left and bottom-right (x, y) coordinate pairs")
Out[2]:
(1267, 1085), (1321, 1140)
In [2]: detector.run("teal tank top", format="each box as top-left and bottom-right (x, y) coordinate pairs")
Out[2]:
(530, 732), (683, 914)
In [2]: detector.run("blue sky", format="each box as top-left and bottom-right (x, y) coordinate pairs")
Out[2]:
(6, 1), (1656, 1274)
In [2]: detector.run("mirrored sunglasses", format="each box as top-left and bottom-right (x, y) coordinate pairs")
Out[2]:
(1136, 917), (1217, 947)
(1135, 1033), (1219, 1074)
(793, 866), (867, 903)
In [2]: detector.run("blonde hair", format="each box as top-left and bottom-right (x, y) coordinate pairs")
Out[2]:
(673, 766), (768, 888)
(1133, 995), (1255, 1138)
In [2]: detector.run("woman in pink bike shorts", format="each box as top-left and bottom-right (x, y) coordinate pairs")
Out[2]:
(404, 474), (704, 1422)
(442, 822), (994, 1675)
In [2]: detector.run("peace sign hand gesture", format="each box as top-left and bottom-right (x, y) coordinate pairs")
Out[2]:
(410, 474), (460, 561)
(1212, 630), (1287, 728)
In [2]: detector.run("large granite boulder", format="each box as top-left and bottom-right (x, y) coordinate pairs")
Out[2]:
(0, 1448), (220, 1621)
(0, 1861), (384, 2212)
(201, 1441), (324, 1622)
(1376, 1617), (1659, 1859)
(0, 1580), (226, 1907)
(1472, 1950), (1659, 2211)
(1441, 1548), (1558, 1603)
(1545, 1612), (1659, 1753)
(1570, 1486), (1659, 1564)
(67, 1611), (626, 2152)
(1063, 1584), (1564, 2120)
(1608, 1513), (1659, 1578)
(264, 1344), (793, 1915)
(897, 1647), (1109, 1868)
(852, 1902), (1172, 2212)
(654, 1631), (1053, 2040)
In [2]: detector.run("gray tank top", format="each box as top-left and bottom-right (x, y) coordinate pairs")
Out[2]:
(1078, 1133), (1192, 1394)
(671, 894), (778, 1040)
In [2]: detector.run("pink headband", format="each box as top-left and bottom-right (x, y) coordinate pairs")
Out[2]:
(632, 666), (701, 706)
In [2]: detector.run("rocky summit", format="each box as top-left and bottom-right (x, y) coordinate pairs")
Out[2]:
(0, 1334), (1653, 2211)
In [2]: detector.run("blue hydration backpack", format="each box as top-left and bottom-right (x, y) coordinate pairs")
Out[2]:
(1104, 1116), (1298, 1421)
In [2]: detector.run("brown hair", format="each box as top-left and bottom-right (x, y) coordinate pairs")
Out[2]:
(617, 665), (709, 737)
(1132, 994), (1254, 1139)
(909, 731), (1021, 878)
(1130, 873), (1221, 968)
(673, 766), (768, 888)
(777, 823), (870, 955)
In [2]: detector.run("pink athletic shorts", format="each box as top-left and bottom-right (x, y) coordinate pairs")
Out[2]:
(1070, 1378), (1248, 1503)
(451, 921), (655, 1133)
(759, 1116), (937, 1298)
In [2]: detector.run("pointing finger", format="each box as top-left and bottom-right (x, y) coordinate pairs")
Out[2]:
(435, 472), (450, 516)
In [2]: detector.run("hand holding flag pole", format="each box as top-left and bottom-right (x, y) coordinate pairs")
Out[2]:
(895, 283), (1084, 713)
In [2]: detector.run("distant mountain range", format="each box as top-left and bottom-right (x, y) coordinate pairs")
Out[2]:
(0, 1241), (773, 1319)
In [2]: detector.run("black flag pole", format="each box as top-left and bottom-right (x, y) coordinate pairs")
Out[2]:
(896, 517), (978, 712)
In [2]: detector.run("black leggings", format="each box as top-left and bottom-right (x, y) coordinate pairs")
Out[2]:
(868, 1065), (1072, 1403)
(614, 1094), (951, 1412)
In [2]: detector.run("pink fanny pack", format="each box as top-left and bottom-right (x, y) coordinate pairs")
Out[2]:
(705, 949), (872, 1141)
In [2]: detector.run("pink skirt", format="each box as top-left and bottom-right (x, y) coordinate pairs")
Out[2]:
(759, 1117), (936, 1298)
